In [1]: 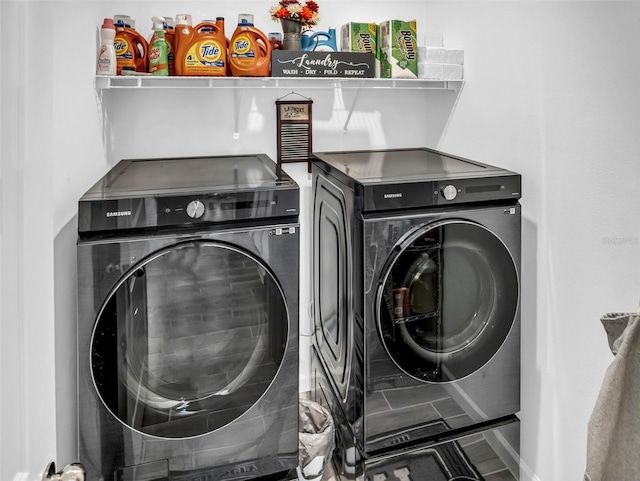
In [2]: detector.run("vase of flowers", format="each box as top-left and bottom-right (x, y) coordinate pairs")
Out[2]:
(270, 0), (320, 50)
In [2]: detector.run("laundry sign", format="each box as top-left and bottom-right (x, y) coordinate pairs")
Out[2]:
(276, 93), (313, 172)
(271, 51), (375, 77)
(280, 103), (310, 121)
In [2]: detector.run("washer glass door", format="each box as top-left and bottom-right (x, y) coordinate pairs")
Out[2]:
(91, 240), (288, 438)
(377, 220), (518, 382)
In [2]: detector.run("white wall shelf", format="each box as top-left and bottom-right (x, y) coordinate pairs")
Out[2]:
(94, 75), (464, 134)
(94, 75), (464, 92)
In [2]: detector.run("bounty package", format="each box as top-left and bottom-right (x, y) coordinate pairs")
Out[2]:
(379, 19), (418, 79)
(341, 22), (377, 54)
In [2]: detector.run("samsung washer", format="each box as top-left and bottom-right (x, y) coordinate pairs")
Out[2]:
(311, 147), (521, 458)
(77, 154), (299, 481)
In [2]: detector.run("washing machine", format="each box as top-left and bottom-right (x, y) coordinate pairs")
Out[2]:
(311, 147), (521, 456)
(77, 154), (300, 481)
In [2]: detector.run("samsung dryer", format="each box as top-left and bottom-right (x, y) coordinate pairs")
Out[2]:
(77, 154), (299, 481)
(311, 148), (521, 456)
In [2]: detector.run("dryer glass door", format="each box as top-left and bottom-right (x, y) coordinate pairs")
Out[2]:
(91, 240), (288, 438)
(377, 220), (518, 382)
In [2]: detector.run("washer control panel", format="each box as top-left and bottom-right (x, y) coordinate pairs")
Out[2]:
(153, 189), (299, 229)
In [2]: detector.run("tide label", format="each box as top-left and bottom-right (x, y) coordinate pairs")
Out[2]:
(232, 34), (256, 59)
(114, 37), (131, 58)
(183, 40), (226, 74)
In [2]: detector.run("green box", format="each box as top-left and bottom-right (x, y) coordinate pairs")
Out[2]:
(379, 19), (418, 79)
(340, 22), (377, 54)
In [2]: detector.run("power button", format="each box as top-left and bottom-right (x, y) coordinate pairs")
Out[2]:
(441, 185), (458, 201)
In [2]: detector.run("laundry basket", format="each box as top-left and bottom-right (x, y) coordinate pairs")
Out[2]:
(298, 398), (335, 481)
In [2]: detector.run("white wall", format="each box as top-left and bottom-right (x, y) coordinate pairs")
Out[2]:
(1, 2), (58, 480)
(2, 1), (640, 480)
(426, 3), (640, 480)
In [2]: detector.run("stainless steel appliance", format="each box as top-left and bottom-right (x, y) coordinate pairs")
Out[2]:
(310, 345), (520, 480)
(311, 147), (521, 472)
(77, 154), (299, 481)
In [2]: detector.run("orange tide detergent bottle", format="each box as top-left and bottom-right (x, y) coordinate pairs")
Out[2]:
(216, 17), (233, 76)
(174, 14), (227, 76)
(229, 14), (271, 77)
(113, 16), (148, 74)
(173, 14), (193, 74)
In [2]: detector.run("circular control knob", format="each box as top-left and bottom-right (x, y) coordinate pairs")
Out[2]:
(441, 185), (458, 201)
(186, 200), (205, 219)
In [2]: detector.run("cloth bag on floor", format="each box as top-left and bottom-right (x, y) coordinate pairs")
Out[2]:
(298, 398), (335, 481)
(585, 313), (640, 481)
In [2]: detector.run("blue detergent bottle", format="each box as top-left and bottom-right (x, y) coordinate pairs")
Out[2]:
(301, 27), (337, 51)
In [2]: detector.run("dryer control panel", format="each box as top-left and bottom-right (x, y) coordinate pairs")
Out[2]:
(312, 147), (522, 214)
(359, 174), (521, 213)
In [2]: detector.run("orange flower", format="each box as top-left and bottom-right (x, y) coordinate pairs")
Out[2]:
(269, 0), (320, 27)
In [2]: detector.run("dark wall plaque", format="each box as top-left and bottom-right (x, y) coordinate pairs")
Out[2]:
(271, 51), (375, 78)
(276, 96), (313, 172)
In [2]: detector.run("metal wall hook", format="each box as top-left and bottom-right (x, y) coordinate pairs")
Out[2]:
(277, 91), (312, 101)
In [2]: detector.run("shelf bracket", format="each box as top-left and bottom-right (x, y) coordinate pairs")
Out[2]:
(93, 78), (108, 155)
(343, 86), (361, 133)
(233, 88), (243, 139)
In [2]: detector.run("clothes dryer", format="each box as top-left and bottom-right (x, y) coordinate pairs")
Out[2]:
(77, 154), (299, 481)
(311, 148), (521, 455)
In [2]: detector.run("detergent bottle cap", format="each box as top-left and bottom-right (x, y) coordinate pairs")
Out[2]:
(163, 16), (175, 29)
(101, 18), (115, 30)
(175, 13), (192, 26)
(113, 14), (131, 27)
(237, 13), (254, 26)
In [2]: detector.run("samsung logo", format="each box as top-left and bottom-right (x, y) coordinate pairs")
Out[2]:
(106, 211), (131, 218)
(383, 193), (403, 199)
